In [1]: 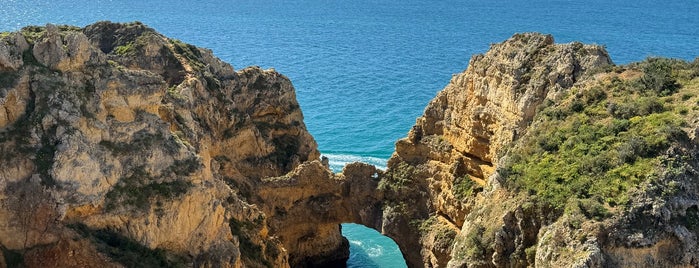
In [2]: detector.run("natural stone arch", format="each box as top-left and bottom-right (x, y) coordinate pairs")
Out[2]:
(257, 161), (397, 267)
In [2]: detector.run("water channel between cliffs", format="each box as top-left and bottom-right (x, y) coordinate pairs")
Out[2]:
(343, 223), (407, 267)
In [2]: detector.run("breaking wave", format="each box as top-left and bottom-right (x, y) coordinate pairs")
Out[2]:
(321, 153), (388, 172)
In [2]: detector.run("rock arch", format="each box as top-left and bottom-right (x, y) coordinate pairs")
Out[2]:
(257, 161), (389, 266)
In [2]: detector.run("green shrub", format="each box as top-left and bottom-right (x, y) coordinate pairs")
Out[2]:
(169, 39), (205, 70)
(464, 224), (488, 260)
(20, 25), (45, 44)
(113, 42), (135, 55)
(104, 167), (192, 212)
(607, 96), (664, 119)
(379, 162), (416, 191)
(433, 226), (457, 251)
(502, 65), (689, 210)
(639, 57), (680, 95)
(525, 245), (537, 265)
(575, 198), (610, 220)
(453, 175), (483, 200)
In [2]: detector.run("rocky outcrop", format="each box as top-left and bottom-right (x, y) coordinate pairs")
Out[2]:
(257, 161), (383, 266)
(0, 22), (320, 267)
(377, 33), (699, 268)
(379, 33), (612, 267)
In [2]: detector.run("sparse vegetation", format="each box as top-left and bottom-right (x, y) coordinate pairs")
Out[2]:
(417, 217), (458, 252)
(169, 39), (205, 70)
(229, 217), (273, 267)
(463, 224), (490, 260)
(453, 175), (482, 200)
(524, 245), (537, 265)
(20, 25), (45, 44)
(104, 166), (192, 212)
(501, 57), (696, 211)
(379, 162), (416, 191)
(100, 131), (166, 155)
(167, 157), (202, 176)
(69, 223), (187, 267)
(113, 41), (135, 55)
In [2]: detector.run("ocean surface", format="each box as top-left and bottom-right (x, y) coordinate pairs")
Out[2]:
(2, 0), (698, 267)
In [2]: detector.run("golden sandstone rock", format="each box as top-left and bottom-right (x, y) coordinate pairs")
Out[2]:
(0, 22), (317, 267)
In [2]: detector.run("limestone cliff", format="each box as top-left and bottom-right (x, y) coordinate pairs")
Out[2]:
(378, 33), (612, 267)
(377, 33), (699, 268)
(0, 22), (320, 267)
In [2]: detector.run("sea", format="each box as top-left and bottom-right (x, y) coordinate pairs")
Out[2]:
(2, 0), (698, 267)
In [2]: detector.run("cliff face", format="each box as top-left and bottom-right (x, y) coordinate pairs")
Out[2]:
(3, 22), (699, 268)
(379, 33), (699, 268)
(380, 33), (613, 267)
(0, 22), (320, 267)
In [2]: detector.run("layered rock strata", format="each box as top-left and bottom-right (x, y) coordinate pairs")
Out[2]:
(379, 33), (612, 266)
(379, 33), (699, 268)
(0, 22), (320, 267)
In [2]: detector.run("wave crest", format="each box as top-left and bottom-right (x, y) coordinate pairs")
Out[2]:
(321, 153), (388, 172)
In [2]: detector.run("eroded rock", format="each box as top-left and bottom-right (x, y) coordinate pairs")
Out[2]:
(0, 22), (319, 267)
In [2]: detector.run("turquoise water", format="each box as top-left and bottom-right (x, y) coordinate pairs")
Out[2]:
(2, 0), (698, 267)
(343, 224), (406, 268)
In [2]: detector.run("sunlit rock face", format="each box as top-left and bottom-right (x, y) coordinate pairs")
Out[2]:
(378, 33), (612, 267)
(0, 22), (319, 268)
(378, 33), (699, 268)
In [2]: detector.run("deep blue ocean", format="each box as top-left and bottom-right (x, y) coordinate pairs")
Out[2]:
(2, 0), (698, 267)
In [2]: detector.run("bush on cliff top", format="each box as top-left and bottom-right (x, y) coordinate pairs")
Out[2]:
(501, 57), (697, 211)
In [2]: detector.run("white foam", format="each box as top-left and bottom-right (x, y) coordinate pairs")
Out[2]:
(322, 153), (388, 172)
(365, 245), (385, 257)
(349, 240), (363, 247)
